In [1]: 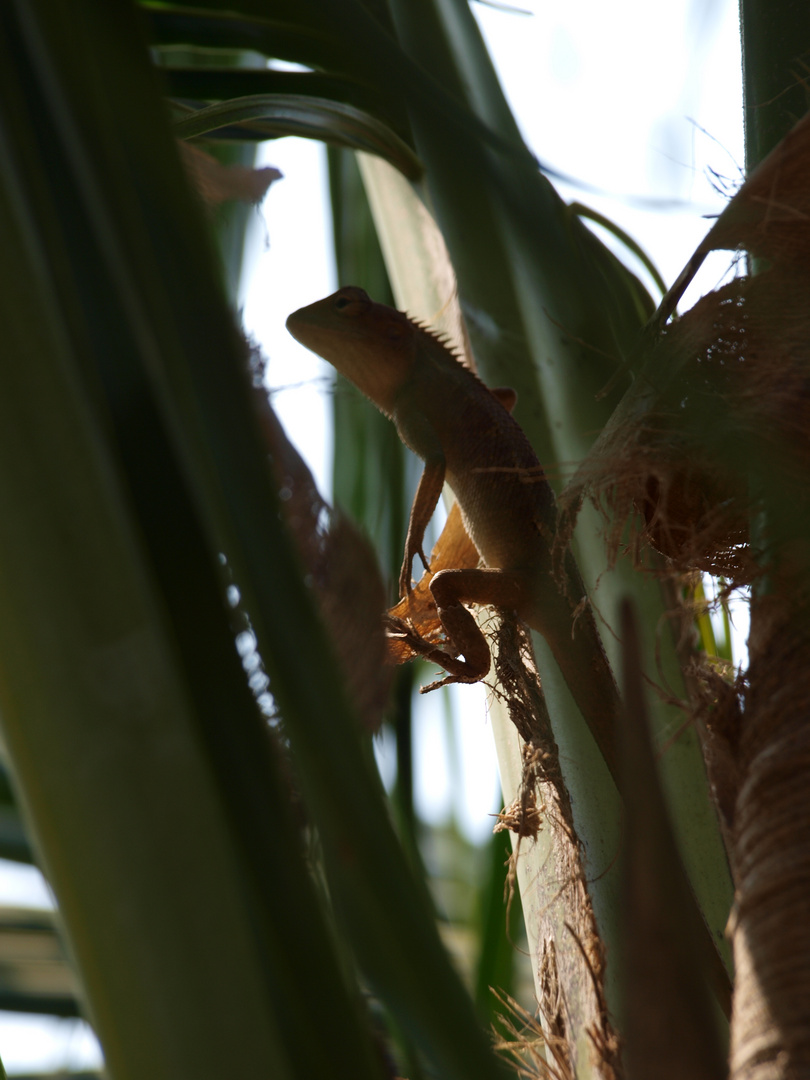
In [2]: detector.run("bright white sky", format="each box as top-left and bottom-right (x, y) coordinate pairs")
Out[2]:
(0, 3), (746, 1071)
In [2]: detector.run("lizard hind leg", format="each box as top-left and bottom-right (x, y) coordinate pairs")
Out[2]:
(422, 597), (493, 692)
(408, 566), (530, 693)
(384, 603), (492, 693)
(427, 567), (534, 692)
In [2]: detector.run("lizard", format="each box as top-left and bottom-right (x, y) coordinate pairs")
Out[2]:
(286, 285), (621, 784)
(289, 287), (739, 1012)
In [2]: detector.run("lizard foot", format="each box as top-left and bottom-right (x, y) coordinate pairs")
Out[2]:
(419, 673), (467, 694)
(384, 614), (441, 654)
(384, 614), (488, 691)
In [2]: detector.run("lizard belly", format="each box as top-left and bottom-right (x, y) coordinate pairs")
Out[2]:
(447, 466), (546, 574)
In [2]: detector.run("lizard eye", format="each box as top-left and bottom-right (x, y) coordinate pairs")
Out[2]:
(333, 286), (370, 313)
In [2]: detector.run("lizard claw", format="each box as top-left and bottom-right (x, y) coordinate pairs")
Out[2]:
(419, 674), (457, 693)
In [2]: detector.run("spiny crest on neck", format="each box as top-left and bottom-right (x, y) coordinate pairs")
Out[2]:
(406, 313), (491, 391)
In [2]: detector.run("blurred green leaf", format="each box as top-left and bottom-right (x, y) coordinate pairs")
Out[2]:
(162, 67), (409, 135)
(174, 95), (422, 178)
(474, 827), (522, 1026)
(0, 907), (81, 1018)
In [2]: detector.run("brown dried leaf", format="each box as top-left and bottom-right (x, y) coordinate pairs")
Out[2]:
(179, 141), (281, 207)
(253, 381), (391, 732)
(561, 110), (810, 583)
(385, 502), (480, 663)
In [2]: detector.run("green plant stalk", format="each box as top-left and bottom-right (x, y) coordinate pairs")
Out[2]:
(0, 88), (291, 1080)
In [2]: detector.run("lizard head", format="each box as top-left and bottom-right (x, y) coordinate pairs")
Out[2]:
(286, 286), (416, 416)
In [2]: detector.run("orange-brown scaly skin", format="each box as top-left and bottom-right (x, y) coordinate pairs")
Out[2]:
(287, 286), (621, 783)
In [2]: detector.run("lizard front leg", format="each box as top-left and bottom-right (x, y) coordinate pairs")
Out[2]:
(399, 456), (446, 596)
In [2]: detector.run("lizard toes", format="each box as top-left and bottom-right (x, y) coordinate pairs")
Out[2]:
(384, 614), (423, 646)
(384, 614), (410, 637)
